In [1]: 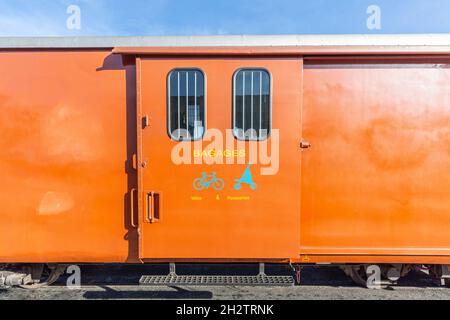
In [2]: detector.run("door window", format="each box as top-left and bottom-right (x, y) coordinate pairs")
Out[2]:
(168, 69), (206, 141)
(233, 69), (271, 140)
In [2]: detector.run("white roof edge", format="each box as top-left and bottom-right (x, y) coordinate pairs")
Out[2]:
(0, 34), (450, 48)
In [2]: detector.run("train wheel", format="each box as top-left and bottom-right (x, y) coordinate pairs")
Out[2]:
(19, 264), (66, 289)
(342, 264), (408, 289)
(343, 265), (371, 288)
(22, 264), (45, 283)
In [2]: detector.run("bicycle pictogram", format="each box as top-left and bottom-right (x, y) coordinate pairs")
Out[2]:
(193, 172), (225, 191)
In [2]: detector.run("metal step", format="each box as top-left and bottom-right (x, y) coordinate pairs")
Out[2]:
(140, 274), (294, 286)
(139, 263), (295, 287)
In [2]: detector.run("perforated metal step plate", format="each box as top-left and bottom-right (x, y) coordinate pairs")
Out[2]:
(140, 275), (294, 287)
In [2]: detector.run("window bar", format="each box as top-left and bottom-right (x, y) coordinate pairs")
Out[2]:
(194, 72), (197, 140)
(259, 71), (263, 139)
(186, 71), (189, 139)
(242, 71), (246, 138)
(177, 72), (181, 140)
(251, 71), (254, 140)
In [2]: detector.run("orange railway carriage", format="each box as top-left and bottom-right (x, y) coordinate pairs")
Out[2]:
(0, 35), (450, 286)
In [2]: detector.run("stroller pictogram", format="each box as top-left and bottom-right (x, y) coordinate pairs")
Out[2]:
(193, 172), (225, 191)
(234, 164), (257, 191)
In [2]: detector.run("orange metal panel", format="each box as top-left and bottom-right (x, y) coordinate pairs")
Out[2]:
(296, 255), (450, 265)
(301, 59), (450, 261)
(137, 58), (303, 260)
(0, 51), (138, 263)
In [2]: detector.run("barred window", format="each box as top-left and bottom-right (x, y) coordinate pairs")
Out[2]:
(168, 69), (206, 141)
(233, 69), (271, 141)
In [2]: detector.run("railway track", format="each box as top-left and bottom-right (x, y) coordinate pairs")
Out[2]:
(1, 265), (450, 300)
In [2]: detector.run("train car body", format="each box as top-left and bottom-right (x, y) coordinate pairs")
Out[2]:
(0, 35), (450, 267)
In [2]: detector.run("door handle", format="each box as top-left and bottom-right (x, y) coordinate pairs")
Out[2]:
(300, 141), (312, 149)
(145, 192), (161, 224)
(130, 188), (137, 228)
(142, 115), (150, 129)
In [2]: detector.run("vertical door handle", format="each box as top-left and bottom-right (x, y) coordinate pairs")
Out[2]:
(145, 192), (161, 224)
(130, 188), (137, 228)
(142, 115), (150, 129)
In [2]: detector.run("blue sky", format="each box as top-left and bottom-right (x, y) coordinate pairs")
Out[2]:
(0, 0), (448, 36)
